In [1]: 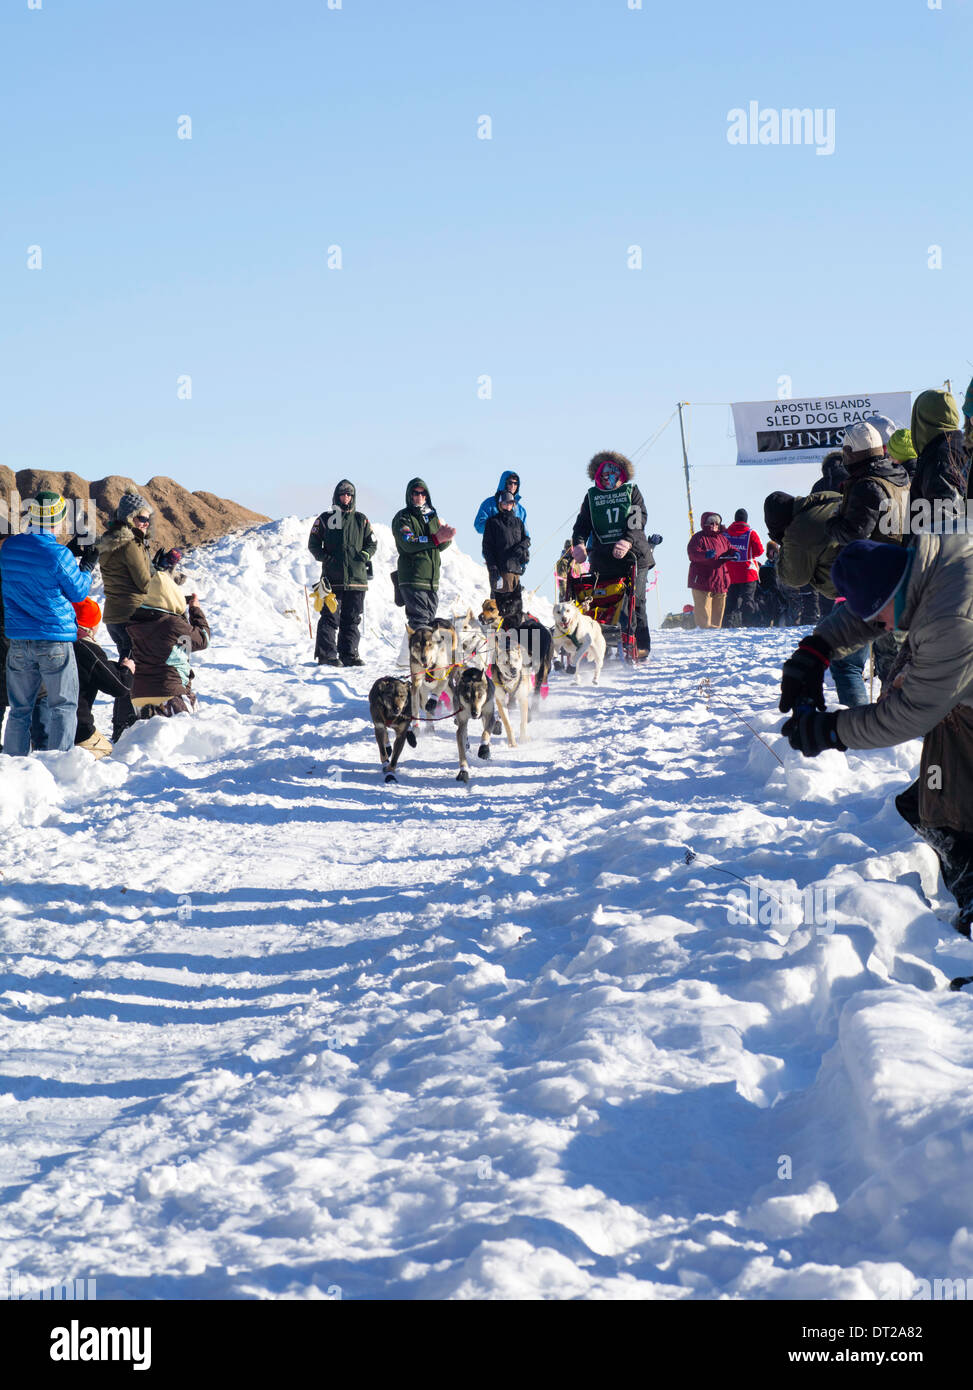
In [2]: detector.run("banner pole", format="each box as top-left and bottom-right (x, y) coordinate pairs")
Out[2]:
(678, 401), (695, 537)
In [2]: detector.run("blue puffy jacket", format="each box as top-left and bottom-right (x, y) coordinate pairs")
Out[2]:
(474, 470), (529, 535)
(0, 532), (91, 641)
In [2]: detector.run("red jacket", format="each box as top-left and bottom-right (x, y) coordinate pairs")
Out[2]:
(687, 513), (733, 594)
(724, 521), (765, 584)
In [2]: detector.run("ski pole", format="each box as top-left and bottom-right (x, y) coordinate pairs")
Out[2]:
(303, 586), (313, 639)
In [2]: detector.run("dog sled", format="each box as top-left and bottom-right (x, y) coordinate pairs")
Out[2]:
(562, 570), (638, 662)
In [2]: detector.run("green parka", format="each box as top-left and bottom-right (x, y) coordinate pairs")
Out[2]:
(307, 480), (377, 590)
(391, 477), (451, 592)
(96, 520), (153, 625)
(777, 492), (843, 599)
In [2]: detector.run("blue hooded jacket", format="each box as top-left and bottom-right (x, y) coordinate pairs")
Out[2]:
(0, 531), (91, 641)
(474, 470), (529, 535)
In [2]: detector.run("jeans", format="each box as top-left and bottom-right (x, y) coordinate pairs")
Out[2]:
(830, 644), (869, 707)
(3, 640), (79, 756)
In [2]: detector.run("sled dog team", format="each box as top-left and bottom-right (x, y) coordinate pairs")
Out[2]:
(370, 601), (585, 785)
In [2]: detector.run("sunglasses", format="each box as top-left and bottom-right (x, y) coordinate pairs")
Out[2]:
(411, 489), (427, 497)
(134, 515), (151, 525)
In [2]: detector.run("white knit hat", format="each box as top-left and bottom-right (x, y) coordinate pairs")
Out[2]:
(841, 420), (885, 458)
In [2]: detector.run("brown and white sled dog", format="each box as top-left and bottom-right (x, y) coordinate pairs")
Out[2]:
(480, 598), (553, 708)
(368, 676), (417, 782)
(489, 627), (529, 745)
(551, 601), (606, 684)
(408, 610), (478, 719)
(451, 665), (513, 783)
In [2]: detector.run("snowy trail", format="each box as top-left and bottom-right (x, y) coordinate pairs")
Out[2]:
(1, 520), (972, 1300)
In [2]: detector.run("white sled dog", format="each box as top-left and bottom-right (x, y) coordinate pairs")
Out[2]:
(551, 601), (606, 685)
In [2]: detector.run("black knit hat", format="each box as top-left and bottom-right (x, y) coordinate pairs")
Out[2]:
(734, 508), (748, 523)
(831, 540), (911, 621)
(763, 491), (796, 544)
(497, 490), (516, 507)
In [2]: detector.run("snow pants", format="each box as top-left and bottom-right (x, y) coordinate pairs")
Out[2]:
(315, 587), (366, 661)
(106, 622), (138, 741)
(724, 581), (757, 627)
(401, 587), (439, 632)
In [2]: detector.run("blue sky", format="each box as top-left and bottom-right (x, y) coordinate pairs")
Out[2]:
(4, 0), (971, 614)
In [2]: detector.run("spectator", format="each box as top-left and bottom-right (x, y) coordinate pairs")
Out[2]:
(96, 490), (154, 660)
(779, 536), (973, 936)
(0, 491), (94, 756)
(127, 572), (210, 718)
(483, 489), (530, 623)
(723, 508), (765, 626)
(686, 511), (732, 629)
(391, 479), (455, 630)
(910, 388), (970, 523)
(810, 449), (850, 497)
(307, 480), (377, 667)
(474, 471), (528, 536)
(0, 565), (7, 744)
(72, 598), (134, 758)
(888, 429), (918, 481)
(825, 421), (911, 547)
(864, 413), (897, 447)
(755, 542), (788, 627)
(765, 489), (867, 707)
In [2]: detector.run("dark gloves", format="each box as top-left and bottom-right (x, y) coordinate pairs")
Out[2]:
(779, 634), (832, 713)
(649, 533), (663, 546)
(781, 710), (847, 758)
(77, 545), (100, 573)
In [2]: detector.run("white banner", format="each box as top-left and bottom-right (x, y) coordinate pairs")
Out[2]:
(732, 392), (912, 467)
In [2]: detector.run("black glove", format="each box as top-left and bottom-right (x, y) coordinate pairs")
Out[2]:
(781, 710), (846, 758)
(649, 533), (663, 546)
(779, 634), (832, 714)
(77, 544), (100, 573)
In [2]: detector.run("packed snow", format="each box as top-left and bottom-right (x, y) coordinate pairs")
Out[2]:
(1, 517), (971, 1301)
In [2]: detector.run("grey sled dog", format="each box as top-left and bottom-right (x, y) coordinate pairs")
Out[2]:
(369, 676), (417, 782)
(451, 665), (514, 783)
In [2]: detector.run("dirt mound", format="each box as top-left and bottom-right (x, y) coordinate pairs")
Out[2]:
(0, 467), (269, 552)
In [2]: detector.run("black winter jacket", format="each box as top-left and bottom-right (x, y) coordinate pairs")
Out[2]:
(572, 483), (655, 571)
(825, 457), (911, 546)
(912, 430), (969, 508)
(482, 509), (529, 577)
(307, 481), (377, 590)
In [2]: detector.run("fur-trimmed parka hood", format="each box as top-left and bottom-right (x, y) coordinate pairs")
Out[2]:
(587, 451), (635, 485)
(96, 519), (150, 556)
